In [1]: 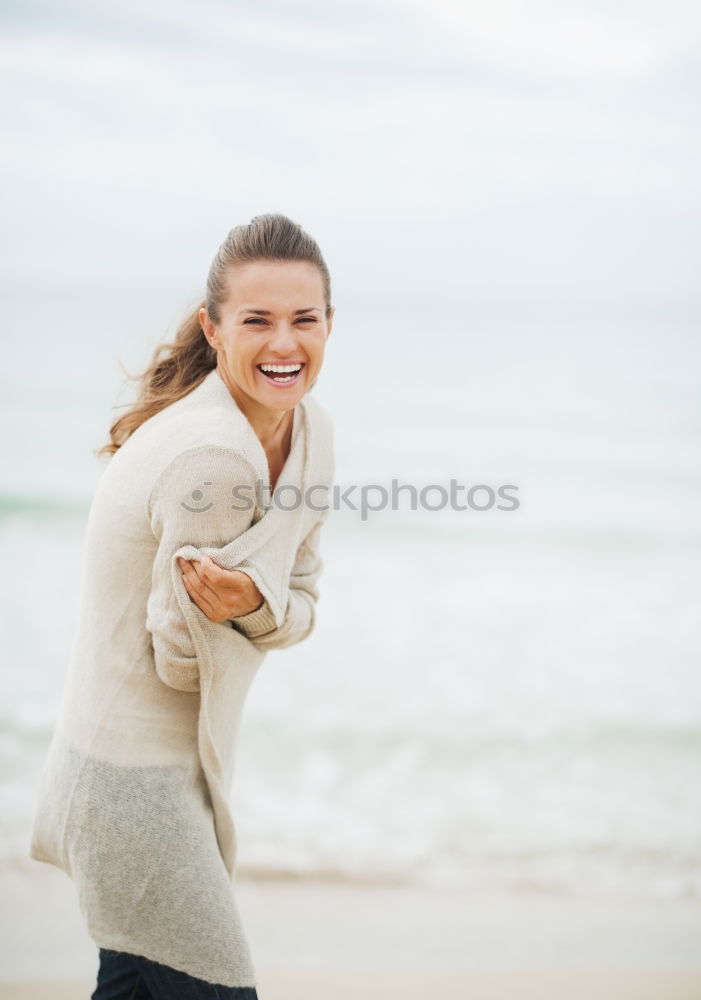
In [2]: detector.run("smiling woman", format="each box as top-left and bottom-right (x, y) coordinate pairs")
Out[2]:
(197, 254), (334, 494)
(27, 214), (336, 997)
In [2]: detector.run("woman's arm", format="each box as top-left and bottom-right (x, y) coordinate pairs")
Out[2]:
(145, 445), (259, 692)
(229, 515), (328, 651)
(177, 513), (329, 651)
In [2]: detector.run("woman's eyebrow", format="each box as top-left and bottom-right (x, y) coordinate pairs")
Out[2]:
(238, 307), (321, 316)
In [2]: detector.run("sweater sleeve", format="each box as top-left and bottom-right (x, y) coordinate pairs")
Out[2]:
(229, 513), (328, 651)
(145, 445), (259, 692)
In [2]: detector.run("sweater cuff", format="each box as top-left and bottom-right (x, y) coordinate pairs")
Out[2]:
(230, 598), (279, 638)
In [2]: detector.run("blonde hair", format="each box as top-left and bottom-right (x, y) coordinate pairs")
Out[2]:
(96, 213), (332, 458)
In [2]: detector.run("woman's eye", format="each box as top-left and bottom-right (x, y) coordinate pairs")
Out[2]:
(244, 317), (316, 325)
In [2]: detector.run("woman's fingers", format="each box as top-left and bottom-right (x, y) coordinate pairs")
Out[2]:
(178, 556), (242, 622)
(183, 557), (220, 600)
(181, 567), (218, 619)
(197, 554), (239, 586)
(179, 558), (225, 622)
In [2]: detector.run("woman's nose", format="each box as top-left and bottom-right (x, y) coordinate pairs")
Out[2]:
(267, 322), (298, 349)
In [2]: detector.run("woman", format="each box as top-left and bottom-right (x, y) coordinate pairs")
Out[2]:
(28, 213), (336, 997)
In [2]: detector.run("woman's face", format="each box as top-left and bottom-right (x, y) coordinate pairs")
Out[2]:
(200, 260), (334, 416)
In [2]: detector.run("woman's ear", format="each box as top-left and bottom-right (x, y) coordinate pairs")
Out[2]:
(326, 305), (336, 338)
(199, 308), (218, 349)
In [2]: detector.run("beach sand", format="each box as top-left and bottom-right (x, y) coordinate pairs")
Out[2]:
(2, 859), (700, 999)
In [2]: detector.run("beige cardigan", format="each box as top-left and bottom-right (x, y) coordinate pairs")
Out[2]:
(28, 367), (335, 986)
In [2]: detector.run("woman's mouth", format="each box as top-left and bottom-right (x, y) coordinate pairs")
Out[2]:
(256, 362), (305, 386)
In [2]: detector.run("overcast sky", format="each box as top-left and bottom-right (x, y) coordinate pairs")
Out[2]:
(1, 0), (699, 308)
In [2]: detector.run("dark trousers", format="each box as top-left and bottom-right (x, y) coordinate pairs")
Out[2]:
(92, 948), (260, 1000)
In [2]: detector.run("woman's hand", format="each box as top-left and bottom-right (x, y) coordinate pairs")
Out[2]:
(177, 555), (265, 623)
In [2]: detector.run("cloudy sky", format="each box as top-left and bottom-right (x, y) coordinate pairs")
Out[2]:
(1, 0), (699, 308)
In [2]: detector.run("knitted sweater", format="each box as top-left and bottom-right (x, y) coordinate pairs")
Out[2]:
(28, 367), (335, 986)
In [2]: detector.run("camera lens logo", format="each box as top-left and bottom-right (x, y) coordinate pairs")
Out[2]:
(181, 481), (214, 513)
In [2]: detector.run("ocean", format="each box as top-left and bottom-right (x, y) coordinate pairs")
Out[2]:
(1, 287), (699, 902)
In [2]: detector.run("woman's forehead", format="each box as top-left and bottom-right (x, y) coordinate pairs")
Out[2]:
(221, 261), (325, 308)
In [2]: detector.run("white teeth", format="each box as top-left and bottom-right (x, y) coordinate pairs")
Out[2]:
(259, 363), (302, 373)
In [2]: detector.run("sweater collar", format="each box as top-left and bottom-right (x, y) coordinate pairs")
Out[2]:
(201, 365), (306, 495)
